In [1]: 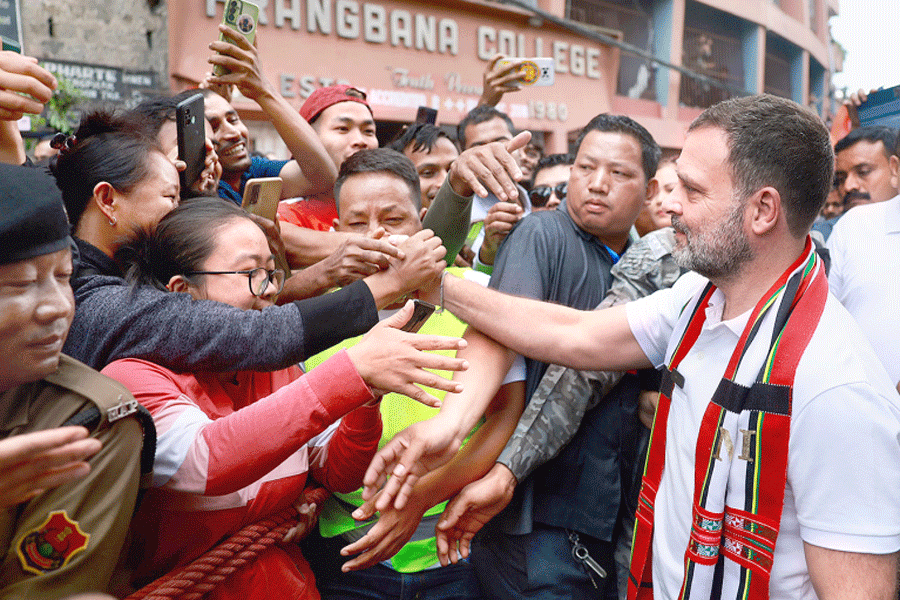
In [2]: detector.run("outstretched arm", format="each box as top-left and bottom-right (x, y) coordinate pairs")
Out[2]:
(363, 273), (649, 509)
(364, 326), (515, 509)
(439, 273), (648, 372)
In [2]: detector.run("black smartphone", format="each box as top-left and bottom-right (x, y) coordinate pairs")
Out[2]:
(415, 106), (438, 125)
(400, 299), (436, 333)
(176, 93), (206, 193)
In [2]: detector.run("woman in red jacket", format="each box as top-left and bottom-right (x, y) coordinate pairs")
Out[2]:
(103, 198), (395, 600)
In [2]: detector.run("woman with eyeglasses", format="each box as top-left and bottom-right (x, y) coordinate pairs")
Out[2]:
(102, 198), (387, 600)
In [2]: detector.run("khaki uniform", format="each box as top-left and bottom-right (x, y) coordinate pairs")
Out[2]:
(0, 355), (142, 599)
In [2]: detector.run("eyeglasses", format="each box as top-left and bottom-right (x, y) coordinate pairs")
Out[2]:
(529, 182), (567, 207)
(184, 267), (285, 297)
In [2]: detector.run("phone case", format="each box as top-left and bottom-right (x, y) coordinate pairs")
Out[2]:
(213, 0), (260, 77)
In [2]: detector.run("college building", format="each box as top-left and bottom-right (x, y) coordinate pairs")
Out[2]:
(20, 0), (841, 153)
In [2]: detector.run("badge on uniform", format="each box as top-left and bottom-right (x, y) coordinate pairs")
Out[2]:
(17, 511), (90, 575)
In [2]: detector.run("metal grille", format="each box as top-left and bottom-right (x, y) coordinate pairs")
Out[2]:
(567, 0), (657, 100)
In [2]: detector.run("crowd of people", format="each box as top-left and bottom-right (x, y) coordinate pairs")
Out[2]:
(0, 21), (898, 600)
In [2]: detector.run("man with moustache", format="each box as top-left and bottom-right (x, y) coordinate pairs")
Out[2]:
(204, 26), (337, 207)
(833, 125), (898, 211)
(369, 95), (900, 600)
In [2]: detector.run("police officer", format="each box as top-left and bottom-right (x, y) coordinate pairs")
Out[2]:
(0, 164), (145, 599)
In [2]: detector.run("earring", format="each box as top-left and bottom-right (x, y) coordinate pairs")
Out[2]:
(108, 216), (117, 226)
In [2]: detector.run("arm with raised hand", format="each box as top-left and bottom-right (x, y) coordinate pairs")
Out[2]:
(363, 272), (649, 510)
(207, 26), (336, 197)
(478, 54), (525, 107)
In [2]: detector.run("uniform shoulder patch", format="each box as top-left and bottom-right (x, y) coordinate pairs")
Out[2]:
(17, 510), (90, 575)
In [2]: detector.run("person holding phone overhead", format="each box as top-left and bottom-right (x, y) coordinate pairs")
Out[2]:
(202, 12), (336, 206)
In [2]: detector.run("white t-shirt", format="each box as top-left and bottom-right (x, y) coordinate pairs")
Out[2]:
(827, 194), (900, 386)
(626, 273), (900, 600)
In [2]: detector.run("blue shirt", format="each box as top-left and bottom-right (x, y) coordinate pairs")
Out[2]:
(217, 156), (289, 205)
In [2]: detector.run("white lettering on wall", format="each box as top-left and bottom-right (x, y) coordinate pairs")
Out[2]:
(391, 10), (412, 47)
(439, 19), (457, 55)
(203, 2), (597, 72)
(307, 0), (330, 33)
(553, 41), (568, 74)
(477, 26), (495, 60)
(415, 14), (436, 52)
(336, 0), (359, 38)
(587, 48), (600, 79)
(364, 3), (387, 43)
(274, 0), (302, 29)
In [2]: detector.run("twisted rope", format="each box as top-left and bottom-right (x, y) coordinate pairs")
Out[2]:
(125, 506), (298, 600)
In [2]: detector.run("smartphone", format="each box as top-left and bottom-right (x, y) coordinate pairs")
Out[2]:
(176, 93), (206, 192)
(856, 85), (900, 129)
(241, 177), (282, 221)
(242, 177), (291, 278)
(415, 106), (438, 125)
(497, 57), (555, 87)
(213, 0), (260, 77)
(400, 299), (436, 333)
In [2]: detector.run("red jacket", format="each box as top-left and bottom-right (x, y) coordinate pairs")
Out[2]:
(103, 350), (380, 600)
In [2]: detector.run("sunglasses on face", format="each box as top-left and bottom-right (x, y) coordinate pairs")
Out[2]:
(529, 182), (567, 207)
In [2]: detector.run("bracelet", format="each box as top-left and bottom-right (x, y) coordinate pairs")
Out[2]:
(435, 270), (448, 314)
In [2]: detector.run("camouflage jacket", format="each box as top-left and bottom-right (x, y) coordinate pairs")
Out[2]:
(498, 227), (682, 480)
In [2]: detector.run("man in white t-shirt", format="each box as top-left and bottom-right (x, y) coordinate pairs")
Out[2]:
(827, 134), (900, 392)
(366, 95), (900, 600)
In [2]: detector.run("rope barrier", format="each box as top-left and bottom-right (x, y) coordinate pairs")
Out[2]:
(125, 506), (299, 600)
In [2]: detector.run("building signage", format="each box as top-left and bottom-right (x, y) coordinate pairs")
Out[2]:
(40, 59), (158, 108)
(0, 0), (22, 52)
(170, 0), (619, 146)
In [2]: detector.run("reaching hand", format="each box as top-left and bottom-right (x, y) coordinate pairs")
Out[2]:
(479, 55), (526, 107)
(448, 131), (531, 202)
(362, 412), (467, 511)
(338, 491), (429, 571)
(0, 427), (102, 508)
(320, 231), (405, 288)
(0, 52), (57, 121)
(206, 25), (276, 101)
(435, 463), (517, 565)
(345, 300), (468, 408)
(199, 71), (234, 103)
(478, 201), (524, 266)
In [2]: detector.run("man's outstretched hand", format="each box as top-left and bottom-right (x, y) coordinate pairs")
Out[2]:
(361, 412), (467, 511)
(448, 131), (531, 202)
(435, 462), (517, 565)
(345, 300), (468, 408)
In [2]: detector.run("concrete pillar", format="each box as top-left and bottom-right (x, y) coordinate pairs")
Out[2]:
(663, 0), (685, 120)
(742, 23), (765, 94)
(539, 0), (567, 18)
(792, 48), (808, 105)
